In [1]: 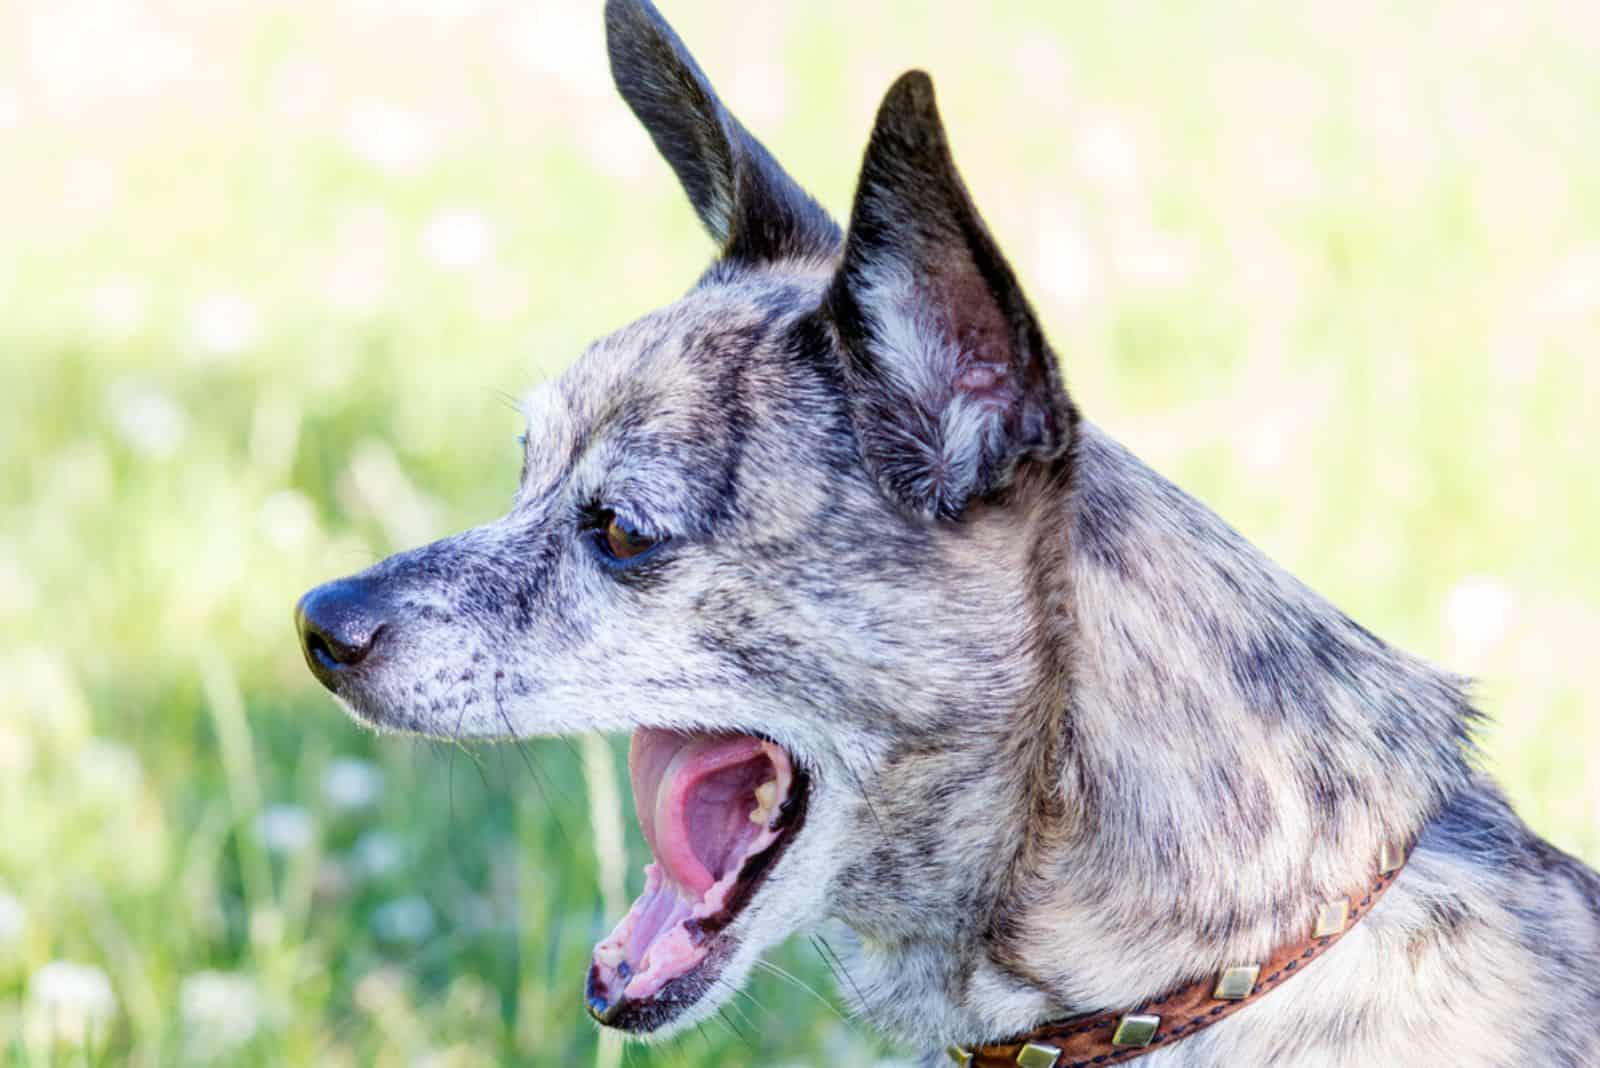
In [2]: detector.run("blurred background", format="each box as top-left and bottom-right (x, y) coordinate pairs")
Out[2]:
(2, 0), (1598, 1064)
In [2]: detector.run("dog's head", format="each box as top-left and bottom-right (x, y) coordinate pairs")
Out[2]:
(296, 0), (1074, 1039)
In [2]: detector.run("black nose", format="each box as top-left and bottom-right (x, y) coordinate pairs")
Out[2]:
(296, 578), (388, 688)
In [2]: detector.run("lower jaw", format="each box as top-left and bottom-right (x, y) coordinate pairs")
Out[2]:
(585, 940), (732, 1033)
(585, 765), (812, 1032)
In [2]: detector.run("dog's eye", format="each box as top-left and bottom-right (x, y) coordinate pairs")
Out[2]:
(599, 511), (659, 562)
(605, 515), (656, 559)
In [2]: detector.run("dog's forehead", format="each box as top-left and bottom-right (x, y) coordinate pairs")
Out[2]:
(518, 275), (825, 501)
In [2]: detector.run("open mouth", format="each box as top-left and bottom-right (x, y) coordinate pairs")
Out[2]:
(586, 728), (808, 1032)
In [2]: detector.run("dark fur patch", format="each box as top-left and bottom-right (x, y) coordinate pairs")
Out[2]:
(605, 0), (839, 263)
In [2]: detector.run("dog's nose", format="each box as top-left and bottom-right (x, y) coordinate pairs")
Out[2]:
(296, 578), (388, 688)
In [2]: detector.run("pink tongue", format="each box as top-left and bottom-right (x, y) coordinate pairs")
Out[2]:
(628, 729), (770, 897)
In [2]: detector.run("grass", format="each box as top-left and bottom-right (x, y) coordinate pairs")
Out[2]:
(1, 0), (1597, 1064)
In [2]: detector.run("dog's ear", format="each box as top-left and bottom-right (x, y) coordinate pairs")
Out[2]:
(828, 72), (1075, 521)
(604, 0), (839, 264)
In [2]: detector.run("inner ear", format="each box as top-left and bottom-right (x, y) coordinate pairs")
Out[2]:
(604, 0), (839, 264)
(829, 72), (1075, 521)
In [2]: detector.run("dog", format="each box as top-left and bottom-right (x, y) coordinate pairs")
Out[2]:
(295, 2), (1600, 1064)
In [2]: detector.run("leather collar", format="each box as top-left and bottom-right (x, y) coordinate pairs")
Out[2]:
(948, 841), (1410, 1068)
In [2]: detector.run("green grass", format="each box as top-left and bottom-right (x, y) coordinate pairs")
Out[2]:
(2, 0), (1598, 1064)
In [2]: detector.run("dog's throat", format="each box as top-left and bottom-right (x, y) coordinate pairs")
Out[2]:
(949, 840), (1413, 1068)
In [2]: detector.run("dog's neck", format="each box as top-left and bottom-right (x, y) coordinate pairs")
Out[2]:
(837, 423), (1476, 1048)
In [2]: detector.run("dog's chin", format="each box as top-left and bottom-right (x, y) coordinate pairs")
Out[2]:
(585, 728), (812, 1036)
(328, 687), (429, 736)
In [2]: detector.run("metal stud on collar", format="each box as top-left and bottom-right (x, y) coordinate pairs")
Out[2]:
(946, 1046), (974, 1066)
(1213, 964), (1260, 1001)
(1312, 898), (1350, 939)
(1111, 1013), (1161, 1048)
(1015, 1042), (1063, 1067)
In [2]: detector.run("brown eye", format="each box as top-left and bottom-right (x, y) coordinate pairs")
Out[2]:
(603, 513), (658, 561)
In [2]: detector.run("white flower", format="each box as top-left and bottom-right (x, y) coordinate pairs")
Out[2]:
(179, 971), (261, 1050)
(321, 757), (384, 812)
(86, 276), (150, 339)
(421, 209), (494, 271)
(27, 7), (184, 96)
(323, 204), (395, 316)
(8, 648), (88, 734)
(1444, 575), (1512, 659)
(515, 5), (599, 86)
(0, 890), (26, 945)
(26, 961), (117, 1045)
(108, 379), (188, 459)
(1033, 227), (1097, 306)
(341, 440), (441, 548)
(1073, 110), (1141, 187)
(352, 831), (405, 880)
(0, 723), (33, 776)
(371, 897), (435, 945)
(353, 965), (409, 1015)
(0, 551), (37, 622)
(184, 292), (263, 360)
(257, 805), (316, 855)
(259, 489), (318, 553)
(344, 106), (436, 176)
(76, 740), (142, 801)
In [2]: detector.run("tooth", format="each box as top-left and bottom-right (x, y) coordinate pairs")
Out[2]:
(749, 780), (778, 825)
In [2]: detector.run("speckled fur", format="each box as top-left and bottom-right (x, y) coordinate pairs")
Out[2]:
(302, 2), (1600, 1064)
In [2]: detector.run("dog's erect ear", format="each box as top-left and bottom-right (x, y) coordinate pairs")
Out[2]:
(828, 72), (1075, 521)
(604, 0), (839, 263)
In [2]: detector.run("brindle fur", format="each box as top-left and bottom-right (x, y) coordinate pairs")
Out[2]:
(299, 2), (1600, 1063)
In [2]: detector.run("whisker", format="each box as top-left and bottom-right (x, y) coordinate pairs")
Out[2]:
(751, 958), (849, 1024)
(441, 671), (492, 871)
(838, 752), (889, 843)
(714, 1005), (755, 1048)
(490, 672), (577, 853)
(812, 933), (876, 1029)
(713, 975), (775, 1023)
(691, 1020), (715, 1055)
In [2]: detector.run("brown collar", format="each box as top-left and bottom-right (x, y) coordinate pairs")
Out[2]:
(948, 841), (1411, 1068)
